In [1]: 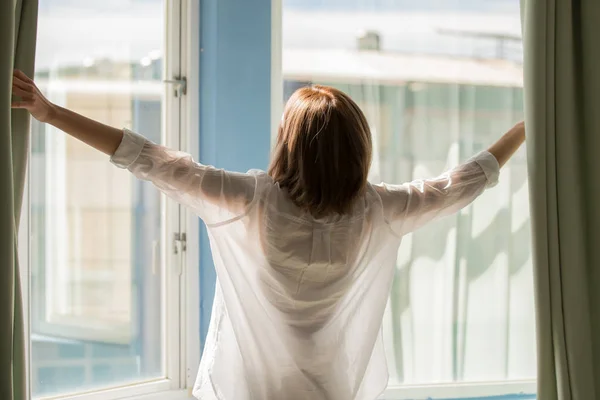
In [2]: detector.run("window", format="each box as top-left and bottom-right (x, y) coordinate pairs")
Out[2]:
(281, 1), (535, 398)
(21, 1), (198, 398)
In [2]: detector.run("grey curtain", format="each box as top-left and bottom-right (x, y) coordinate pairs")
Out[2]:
(0, 0), (38, 399)
(523, 0), (600, 399)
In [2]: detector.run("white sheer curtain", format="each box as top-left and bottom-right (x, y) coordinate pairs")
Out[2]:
(282, 0), (535, 386)
(380, 84), (534, 384)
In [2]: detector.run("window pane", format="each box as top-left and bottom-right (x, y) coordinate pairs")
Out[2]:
(30, 0), (166, 397)
(281, 0), (535, 386)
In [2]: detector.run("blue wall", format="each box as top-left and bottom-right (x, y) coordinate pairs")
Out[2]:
(198, 0), (272, 347)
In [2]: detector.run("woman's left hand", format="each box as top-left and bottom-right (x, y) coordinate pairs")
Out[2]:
(11, 69), (57, 123)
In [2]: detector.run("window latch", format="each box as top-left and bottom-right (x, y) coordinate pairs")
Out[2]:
(163, 77), (187, 97)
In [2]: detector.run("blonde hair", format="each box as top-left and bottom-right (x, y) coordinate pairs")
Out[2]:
(268, 85), (372, 216)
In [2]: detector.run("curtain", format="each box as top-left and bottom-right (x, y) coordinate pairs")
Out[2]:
(331, 82), (533, 384)
(0, 0), (38, 399)
(523, 0), (600, 399)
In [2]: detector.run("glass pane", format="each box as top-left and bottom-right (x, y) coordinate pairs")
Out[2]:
(281, 0), (535, 387)
(30, 0), (166, 397)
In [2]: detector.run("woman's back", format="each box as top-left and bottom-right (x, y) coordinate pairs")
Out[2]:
(193, 173), (401, 400)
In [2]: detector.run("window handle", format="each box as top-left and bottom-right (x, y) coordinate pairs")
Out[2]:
(163, 77), (187, 97)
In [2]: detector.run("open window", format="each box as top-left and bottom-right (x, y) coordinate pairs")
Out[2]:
(280, 1), (535, 398)
(21, 1), (198, 398)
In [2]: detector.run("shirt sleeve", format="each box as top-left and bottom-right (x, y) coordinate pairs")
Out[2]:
(110, 129), (257, 227)
(373, 151), (500, 236)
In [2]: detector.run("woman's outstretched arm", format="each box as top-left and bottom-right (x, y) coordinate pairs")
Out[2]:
(375, 122), (525, 236)
(11, 69), (257, 227)
(11, 69), (123, 155)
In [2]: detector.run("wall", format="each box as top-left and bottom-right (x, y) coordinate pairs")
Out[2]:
(198, 0), (273, 347)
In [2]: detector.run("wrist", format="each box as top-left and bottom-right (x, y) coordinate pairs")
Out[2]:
(45, 103), (60, 124)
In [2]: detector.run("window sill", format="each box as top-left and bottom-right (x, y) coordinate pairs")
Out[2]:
(381, 380), (536, 400)
(121, 389), (192, 400)
(45, 381), (188, 400)
(50, 381), (535, 400)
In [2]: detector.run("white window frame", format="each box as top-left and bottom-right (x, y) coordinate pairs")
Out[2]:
(181, 0), (202, 392)
(19, 1), (200, 399)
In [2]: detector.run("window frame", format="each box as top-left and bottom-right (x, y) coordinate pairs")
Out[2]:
(19, 1), (200, 399)
(21, 0), (536, 399)
(180, 0), (202, 390)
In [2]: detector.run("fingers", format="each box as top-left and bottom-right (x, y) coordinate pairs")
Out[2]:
(12, 75), (32, 91)
(14, 69), (33, 83)
(11, 100), (32, 109)
(13, 70), (36, 94)
(11, 71), (35, 111)
(12, 85), (33, 99)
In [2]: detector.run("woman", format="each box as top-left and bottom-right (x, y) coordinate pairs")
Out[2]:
(11, 69), (525, 400)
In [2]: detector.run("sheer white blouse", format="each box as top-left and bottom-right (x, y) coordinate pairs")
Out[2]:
(111, 129), (500, 400)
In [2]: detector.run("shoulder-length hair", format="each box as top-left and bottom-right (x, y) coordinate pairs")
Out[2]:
(268, 85), (372, 216)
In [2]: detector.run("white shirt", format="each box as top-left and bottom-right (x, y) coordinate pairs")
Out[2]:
(111, 129), (500, 400)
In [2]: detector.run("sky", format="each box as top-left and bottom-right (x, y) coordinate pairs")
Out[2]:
(283, 0), (519, 12)
(40, 0), (520, 12)
(35, 0), (522, 70)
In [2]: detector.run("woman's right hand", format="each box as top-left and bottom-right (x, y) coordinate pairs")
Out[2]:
(11, 69), (56, 123)
(487, 121), (526, 168)
(11, 69), (124, 155)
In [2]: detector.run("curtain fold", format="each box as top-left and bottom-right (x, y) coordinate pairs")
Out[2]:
(0, 0), (38, 399)
(524, 0), (600, 398)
